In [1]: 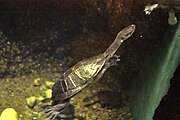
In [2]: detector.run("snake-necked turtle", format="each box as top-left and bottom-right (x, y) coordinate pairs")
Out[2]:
(144, 0), (180, 25)
(44, 24), (135, 120)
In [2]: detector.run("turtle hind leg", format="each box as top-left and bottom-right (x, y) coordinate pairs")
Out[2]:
(44, 101), (69, 120)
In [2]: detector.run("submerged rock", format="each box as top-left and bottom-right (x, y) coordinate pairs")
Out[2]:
(0, 108), (18, 120)
(45, 81), (54, 89)
(44, 89), (52, 99)
(36, 96), (44, 102)
(33, 78), (41, 86)
(26, 96), (37, 108)
(40, 88), (52, 100)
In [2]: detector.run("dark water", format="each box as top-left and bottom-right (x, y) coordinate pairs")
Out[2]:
(0, 1), (169, 120)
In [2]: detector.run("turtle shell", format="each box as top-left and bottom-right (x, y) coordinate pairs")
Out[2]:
(52, 54), (106, 101)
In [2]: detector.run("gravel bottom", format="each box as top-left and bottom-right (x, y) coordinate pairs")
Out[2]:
(0, 69), (132, 120)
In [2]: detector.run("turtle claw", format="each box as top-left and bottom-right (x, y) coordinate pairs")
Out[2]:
(45, 106), (60, 120)
(113, 55), (120, 61)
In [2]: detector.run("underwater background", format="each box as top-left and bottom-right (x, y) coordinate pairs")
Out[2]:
(0, 0), (179, 120)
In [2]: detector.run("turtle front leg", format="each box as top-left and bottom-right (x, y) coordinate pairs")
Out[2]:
(92, 55), (120, 84)
(105, 54), (120, 69)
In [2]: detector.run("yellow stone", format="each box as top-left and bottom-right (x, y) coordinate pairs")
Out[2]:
(33, 78), (41, 86)
(45, 81), (54, 88)
(36, 96), (44, 102)
(26, 96), (37, 108)
(0, 108), (18, 120)
(45, 89), (52, 98)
